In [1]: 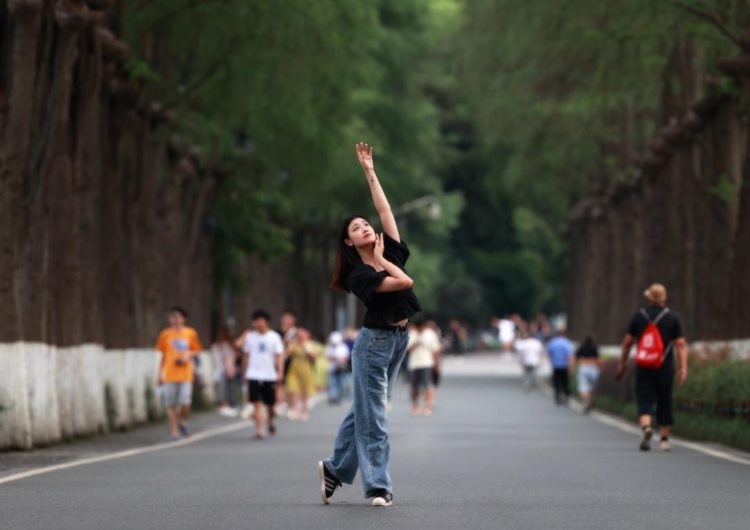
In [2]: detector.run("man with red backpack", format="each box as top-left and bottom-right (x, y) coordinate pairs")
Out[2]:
(617, 284), (688, 452)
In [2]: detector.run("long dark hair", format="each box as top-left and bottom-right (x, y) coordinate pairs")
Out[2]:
(330, 214), (371, 291)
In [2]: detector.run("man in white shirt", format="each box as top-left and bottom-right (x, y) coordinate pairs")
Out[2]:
(498, 317), (516, 352)
(515, 332), (544, 391)
(236, 309), (285, 440)
(407, 320), (441, 416)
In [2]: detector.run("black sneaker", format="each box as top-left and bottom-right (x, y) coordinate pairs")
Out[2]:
(640, 426), (653, 451)
(371, 490), (393, 507)
(318, 461), (342, 504)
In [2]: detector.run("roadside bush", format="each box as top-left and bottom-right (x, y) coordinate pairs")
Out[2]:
(593, 357), (750, 452)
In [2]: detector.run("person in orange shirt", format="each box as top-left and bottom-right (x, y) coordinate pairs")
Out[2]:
(156, 307), (204, 440)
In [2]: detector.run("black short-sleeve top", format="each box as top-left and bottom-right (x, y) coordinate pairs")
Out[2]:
(345, 234), (421, 329)
(575, 343), (599, 360)
(626, 304), (684, 371)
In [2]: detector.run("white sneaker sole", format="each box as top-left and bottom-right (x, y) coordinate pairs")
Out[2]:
(371, 497), (393, 507)
(318, 461), (329, 505)
(640, 428), (653, 451)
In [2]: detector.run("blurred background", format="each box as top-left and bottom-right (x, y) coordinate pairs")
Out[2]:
(2, 0), (749, 346)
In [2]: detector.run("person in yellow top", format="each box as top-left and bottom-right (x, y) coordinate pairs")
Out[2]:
(286, 328), (320, 421)
(156, 307), (203, 440)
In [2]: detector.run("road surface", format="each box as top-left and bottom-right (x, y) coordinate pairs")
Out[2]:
(1, 354), (749, 530)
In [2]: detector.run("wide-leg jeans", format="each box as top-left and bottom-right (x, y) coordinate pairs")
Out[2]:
(323, 326), (409, 497)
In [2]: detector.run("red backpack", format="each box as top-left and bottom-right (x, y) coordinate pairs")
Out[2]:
(634, 308), (671, 369)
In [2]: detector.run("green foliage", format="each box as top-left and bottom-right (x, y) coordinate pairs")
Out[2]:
(449, 0), (746, 318)
(435, 260), (485, 323)
(124, 59), (160, 83)
(122, 0), (458, 298)
(709, 174), (739, 204)
(120, 0), (750, 326)
(404, 245), (443, 310)
(677, 358), (750, 404)
(593, 357), (750, 452)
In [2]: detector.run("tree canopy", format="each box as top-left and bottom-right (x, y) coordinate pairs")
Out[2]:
(120, 0), (748, 325)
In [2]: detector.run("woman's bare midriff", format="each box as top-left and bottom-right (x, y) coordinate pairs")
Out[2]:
(577, 358), (599, 365)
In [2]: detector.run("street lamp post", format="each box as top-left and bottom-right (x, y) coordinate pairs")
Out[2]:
(393, 194), (442, 221)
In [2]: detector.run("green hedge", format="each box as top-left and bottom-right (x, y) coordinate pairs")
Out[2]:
(592, 358), (750, 452)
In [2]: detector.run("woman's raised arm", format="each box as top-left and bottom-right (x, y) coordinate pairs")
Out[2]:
(356, 142), (400, 242)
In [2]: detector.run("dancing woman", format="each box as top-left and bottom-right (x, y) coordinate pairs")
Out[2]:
(318, 142), (421, 507)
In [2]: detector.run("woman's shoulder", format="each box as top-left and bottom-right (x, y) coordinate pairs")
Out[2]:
(352, 262), (374, 271)
(347, 263), (383, 281)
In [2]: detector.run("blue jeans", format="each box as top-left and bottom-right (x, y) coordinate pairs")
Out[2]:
(324, 326), (409, 497)
(328, 366), (351, 402)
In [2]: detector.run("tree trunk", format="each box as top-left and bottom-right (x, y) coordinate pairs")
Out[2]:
(0, 1), (43, 341)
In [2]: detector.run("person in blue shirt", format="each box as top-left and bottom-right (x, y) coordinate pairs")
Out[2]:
(546, 329), (575, 405)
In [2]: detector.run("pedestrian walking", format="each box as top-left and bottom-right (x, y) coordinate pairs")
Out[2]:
(156, 307), (204, 440)
(286, 327), (319, 421)
(448, 319), (466, 359)
(575, 336), (601, 413)
(210, 326), (240, 417)
(407, 319), (440, 416)
(617, 283), (688, 451)
(326, 331), (351, 404)
(546, 328), (575, 405)
(274, 310), (299, 418)
(515, 331), (544, 391)
(498, 315), (516, 353)
(237, 310), (285, 440)
(318, 142), (421, 508)
(426, 319), (443, 404)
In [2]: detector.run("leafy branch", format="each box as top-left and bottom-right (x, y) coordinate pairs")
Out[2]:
(673, 1), (749, 51)
(163, 37), (238, 108)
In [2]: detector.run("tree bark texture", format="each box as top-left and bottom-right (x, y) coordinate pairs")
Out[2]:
(0, 5), (215, 346)
(568, 88), (750, 343)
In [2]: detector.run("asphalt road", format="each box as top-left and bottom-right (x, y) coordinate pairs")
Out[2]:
(1, 355), (749, 530)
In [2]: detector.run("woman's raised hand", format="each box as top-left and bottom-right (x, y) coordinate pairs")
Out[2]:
(355, 142), (375, 173)
(373, 233), (385, 262)
(357, 140), (400, 241)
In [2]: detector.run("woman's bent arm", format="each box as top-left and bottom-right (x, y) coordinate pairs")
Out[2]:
(371, 233), (412, 292)
(374, 258), (414, 293)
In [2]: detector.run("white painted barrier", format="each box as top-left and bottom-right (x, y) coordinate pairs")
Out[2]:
(56, 346), (75, 439)
(0, 343), (215, 450)
(197, 352), (216, 405)
(690, 339), (750, 361)
(104, 349), (131, 430)
(25, 343), (61, 446)
(601, 340), (750, 361)
(78, 344), (107, 436)
(0, 343), (32, 449)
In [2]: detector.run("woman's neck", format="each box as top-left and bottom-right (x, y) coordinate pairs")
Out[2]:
(357, 245), (377, 267)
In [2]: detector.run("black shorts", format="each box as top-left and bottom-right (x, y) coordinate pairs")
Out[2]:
(248, 380), (276, 407)
(411, 367), (433, 390)
(432, 367), (440, 387)
(635, 366), (674, 426)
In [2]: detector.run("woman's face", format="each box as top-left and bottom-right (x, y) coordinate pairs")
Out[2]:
(297, 328), (311, 342)
(346, 217), (375, 248)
